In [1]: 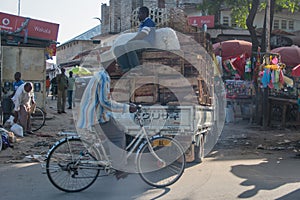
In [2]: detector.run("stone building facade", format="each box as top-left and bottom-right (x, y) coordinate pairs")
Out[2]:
(56, 40), (100, 67)
(100, 0), (132, 34)
(56, 0), (300, 68)
(56, 0), (203, 67)
(100, 0), (202, 34)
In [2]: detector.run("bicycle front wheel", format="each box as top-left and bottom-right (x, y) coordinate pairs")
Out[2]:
(46, 137), (100, 192)
(137, 136), (186, 188)
(31, 106), (45, 132)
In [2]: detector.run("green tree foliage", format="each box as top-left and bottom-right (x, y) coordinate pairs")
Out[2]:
(261, 0), (300, 13)
(223, 0), (300, 29)
(196, 0), (224, 24)
(197, 0), (300, 29)
(225, 0), (252, 29)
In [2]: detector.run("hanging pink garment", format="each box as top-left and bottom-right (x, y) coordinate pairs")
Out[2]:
(268, 70), (275, 89)
(279, 70), (284, 84)
(271, 56), (278, 65)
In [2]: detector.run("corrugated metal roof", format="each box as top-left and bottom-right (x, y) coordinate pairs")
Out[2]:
(59, 25), (101, 45)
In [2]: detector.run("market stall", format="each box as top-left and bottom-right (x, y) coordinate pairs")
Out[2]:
(224, 79), (254, 123)
(268, 96), (298, 127)
(259, 53), (300, 128)
(292, 64), (300, 124)
(213, 40), (255, 123)
(217, 48), (299, 126)
(292, 64), (300, 97)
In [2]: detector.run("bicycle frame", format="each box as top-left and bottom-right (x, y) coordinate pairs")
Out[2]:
(124, 107), (166, 164)
(48, 130), (163, 166)
(46, 109), (166, 172)
(126, 126), (165, 165)
(45, 106), (186, 191)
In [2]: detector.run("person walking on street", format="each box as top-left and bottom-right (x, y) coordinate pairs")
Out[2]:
(67, 71), (75, 109)
(46, 76), (51, 97)
(56, 68), (68, 114)
(11, 82), (35, 135)
(50, 76), (58, 100)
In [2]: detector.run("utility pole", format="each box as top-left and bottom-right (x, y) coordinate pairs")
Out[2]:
(0, 27), (2, 104)
(266, 0), (271, 52)
(18, 0), (21, 16)
(262, 0), (271, 128)
(0, 27), (2, 105)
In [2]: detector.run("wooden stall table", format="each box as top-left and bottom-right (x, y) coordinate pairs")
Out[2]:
(268, 96), (300, 127)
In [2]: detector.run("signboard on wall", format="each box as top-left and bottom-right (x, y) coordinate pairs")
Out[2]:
(188, 15), (215, 28)
(0, 12), (59, 41)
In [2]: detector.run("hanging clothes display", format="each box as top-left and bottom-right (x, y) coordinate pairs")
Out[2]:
(231, 54), (246, 79)
(261, 68), (271, 88)
(244, 58), (252, 80)
(223, 59), (238, 78)
(223, 54), (249, 79)
(260, 54), (285, 89)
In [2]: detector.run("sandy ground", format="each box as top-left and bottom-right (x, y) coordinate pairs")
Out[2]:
(0, 96), (300, 164)
(213, 121), (300, 158)
(0, 96), (77, 164)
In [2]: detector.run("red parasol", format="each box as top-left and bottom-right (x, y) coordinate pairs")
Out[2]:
(271, 45), (300, 67)
(292, 64), (300, 77)
(213, 40), (253, 60)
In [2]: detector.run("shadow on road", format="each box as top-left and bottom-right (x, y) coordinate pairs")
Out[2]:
(276, 188), (300, 200)
(144, 188), (171, 200)
(0, 162), (175, 200)
(230, 157), (300, 199)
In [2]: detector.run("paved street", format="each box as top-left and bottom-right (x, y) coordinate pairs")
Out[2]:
(1, 146), (300, 200)
(1, 97), (300, 199)
(2, 1), (300, 199)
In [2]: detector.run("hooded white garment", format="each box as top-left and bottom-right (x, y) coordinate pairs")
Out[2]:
(11, 82), (34, 111)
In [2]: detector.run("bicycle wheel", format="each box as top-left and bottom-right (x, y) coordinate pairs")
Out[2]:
(46, 137), (100, 192)
(137, 136), (186, 188)
(31, 106), (45, 132)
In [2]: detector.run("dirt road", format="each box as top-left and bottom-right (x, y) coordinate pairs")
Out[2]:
(0, 97), (77, 164)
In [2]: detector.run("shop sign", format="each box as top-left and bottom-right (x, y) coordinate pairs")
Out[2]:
(0, 12), (59, 41)
(188, 15), (215, 28)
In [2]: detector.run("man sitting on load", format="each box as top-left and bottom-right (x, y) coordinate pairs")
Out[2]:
(113, 6), (156, 71)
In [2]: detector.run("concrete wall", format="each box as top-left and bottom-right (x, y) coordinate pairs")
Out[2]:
(56, 40), (99, 66)
(100, 0), (203, 35)
(120, 0), (133, 32)
(1, 46), (46, 108)
(106, 0), (133, 33)
(101, 4), (110, 34)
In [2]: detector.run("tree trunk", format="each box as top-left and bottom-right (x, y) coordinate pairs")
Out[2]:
(261, 8), (267, 52)
(246, 0), (260, 53)
(270, 0), (275, 33)
(246, 0), (260, 124)
(262, 0), (275, 52)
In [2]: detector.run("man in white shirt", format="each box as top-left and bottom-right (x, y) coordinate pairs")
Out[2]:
(11, 82), (35, 135)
